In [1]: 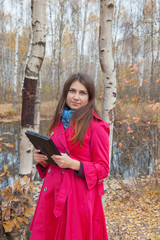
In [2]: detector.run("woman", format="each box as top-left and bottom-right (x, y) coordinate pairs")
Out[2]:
(30, 72), (110, 240)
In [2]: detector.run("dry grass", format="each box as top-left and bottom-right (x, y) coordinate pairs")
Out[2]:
(40, 100), (58, 119)
(115, 101), (160, 123)
(0, 103), (21, 122)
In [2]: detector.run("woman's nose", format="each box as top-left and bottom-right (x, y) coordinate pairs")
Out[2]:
(73, 92), (79, 99)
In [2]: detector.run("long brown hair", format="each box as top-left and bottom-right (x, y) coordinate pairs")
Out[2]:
(47, 72), (100, 145)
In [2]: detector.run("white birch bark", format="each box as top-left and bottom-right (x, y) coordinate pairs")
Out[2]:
(19, 0), (32, 100)
(99, 0), (116, 209)
(94, 50), (100, 88)
(0, 1), (5, 97)
(70, 3), (76, 72)
(19, 0), (46, 181)
(13, 27), (19, 104)
(79, 0), (88, 70)
(56, 0), (66, 97)
(75, 2), (80, 68)
(49, 0), (56, 95)
(13, 0), (23, 105)
(19, 32), (32, 99)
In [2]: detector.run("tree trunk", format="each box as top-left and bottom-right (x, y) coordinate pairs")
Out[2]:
(150, 0), (154, 100)
(70, 2), (77, 72)
(13, 0), (23, 106)
(19, 0), (46, 181)
(49, 0), (56, 96)
(99, 0), (116, 209)
(156, 0), (160, 101)
(56, 1), (65, 98)
(79, 0), (88, 70)
(19, 28), (32, 100)
(13, 28), (19, 105)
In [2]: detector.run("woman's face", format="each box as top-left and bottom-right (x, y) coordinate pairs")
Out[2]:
(66, 80), (89, 110)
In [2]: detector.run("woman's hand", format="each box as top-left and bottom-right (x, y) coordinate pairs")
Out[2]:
(33, 149), (49, 168)
(51, 153), (80, 171)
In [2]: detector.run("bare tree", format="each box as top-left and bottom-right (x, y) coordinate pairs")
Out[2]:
(49, 0), (56, 96)
(56, 0), (66, 98)
(79, 0), (88, 70)
(19, 0), (46, 182)
(99, 0), (116, 208)
(13, 0), (23, 105)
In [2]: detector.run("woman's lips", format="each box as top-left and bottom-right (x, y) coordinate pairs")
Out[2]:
(71, 102), (80, 106)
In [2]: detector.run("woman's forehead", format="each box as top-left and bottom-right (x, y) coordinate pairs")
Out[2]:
(69, 80), (88, 91)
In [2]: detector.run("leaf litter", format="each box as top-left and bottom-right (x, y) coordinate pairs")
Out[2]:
(105, 175), (160, 240)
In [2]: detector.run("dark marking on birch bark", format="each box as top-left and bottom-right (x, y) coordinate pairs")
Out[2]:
(21, 77), (37, 127)
(109, 108), (114, 122)
(113, 92), (116, 97)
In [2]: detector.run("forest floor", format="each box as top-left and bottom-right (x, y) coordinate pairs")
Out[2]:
(32, 174), (160, 240)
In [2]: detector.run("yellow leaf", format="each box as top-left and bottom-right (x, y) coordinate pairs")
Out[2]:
(23, 218), (29, 224)
(2, 143), (14, 148)
(3, 132), (13, 135)
(28, 187), (33, 193)
(17, 217), (24, 223)
(23, 176), (29, 183)
(23, 208), (34, 217)
(16, 221), (20, 228)
(3, 220), (14, 232)
(12, 198), (20, 202)
(13, 179), (20, 189)
(4, 165), (8, 173)
(12, 218), (18, 225)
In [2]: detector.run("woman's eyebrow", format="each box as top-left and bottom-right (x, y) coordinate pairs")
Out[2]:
(69, 87), (87, 92)
(79, 89), (88, 92)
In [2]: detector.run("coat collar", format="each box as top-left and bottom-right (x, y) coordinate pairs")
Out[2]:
(93, 111), (103, 121)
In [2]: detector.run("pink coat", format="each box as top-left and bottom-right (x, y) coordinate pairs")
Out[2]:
(30, 113), (110, 240)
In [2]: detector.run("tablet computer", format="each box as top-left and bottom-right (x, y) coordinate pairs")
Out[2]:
(25, 130), (61, 165)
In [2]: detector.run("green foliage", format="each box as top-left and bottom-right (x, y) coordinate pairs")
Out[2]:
(0, 165), (35, 233)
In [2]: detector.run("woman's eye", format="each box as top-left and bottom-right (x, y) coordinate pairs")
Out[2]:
(80, 92), (86, 95)
(69, 89), (75, 93)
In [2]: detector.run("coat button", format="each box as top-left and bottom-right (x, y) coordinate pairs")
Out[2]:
(44, 187), (47, 192)
(65, 150), (69, 155)
(62, 170), (65, 174)
(48, 168), (51, 173)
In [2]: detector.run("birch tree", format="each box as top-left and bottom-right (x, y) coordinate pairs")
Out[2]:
(79, 0), (88, 70)
(70, 1), (79, 72)
(99, 0), (116, 208)
(13, 0), (23, 105)
(19, 0), (46, 181)
(56, 0), (66, 98)
(49, 0), (56, 96)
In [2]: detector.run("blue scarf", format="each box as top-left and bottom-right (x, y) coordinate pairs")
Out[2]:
(62, 106), (74, 130)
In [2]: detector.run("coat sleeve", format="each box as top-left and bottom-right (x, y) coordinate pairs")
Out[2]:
(83, 120), (110, 192)
(36, 163), (49, 179)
